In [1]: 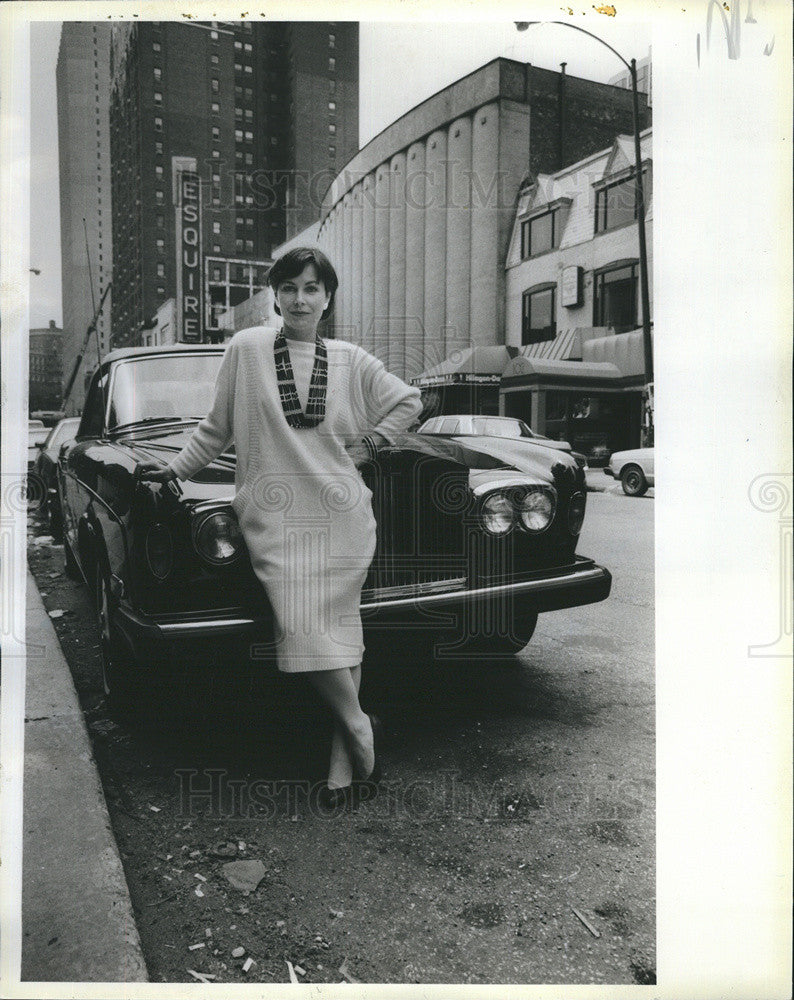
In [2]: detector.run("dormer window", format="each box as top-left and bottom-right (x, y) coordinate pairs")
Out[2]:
(594, 167), (651, 234)
(521, 208), (559, 259)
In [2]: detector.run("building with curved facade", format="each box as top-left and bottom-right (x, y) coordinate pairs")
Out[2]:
(317, 57), (649, 382)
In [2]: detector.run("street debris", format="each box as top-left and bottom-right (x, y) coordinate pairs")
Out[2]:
(231, 946), (246, 958)
(329, 908), (344, 919)
(148, 804), (161, 812)
(571, 906), (601, 938)
(194, 887), (204, 898)
(338, 959), (360, 984)
(242, 957), (255, 973)
(286, 960), (299, 982)
(194, 873), (207, 882)
(188, 942), (205, 951)
(209, 841), (237, 858)
(294, 964), (306, 977)
(187, 969), (216, 983)
(33, 535), (54, 545)
(221, 859), (266, 893)
(48, 609), (65, 619)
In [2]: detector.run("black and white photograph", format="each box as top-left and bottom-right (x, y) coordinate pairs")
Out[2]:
(0, 1), (791, 996)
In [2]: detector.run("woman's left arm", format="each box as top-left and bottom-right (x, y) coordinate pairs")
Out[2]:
(352, 346), (423, 445)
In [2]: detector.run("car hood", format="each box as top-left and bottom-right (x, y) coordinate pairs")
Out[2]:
(113, 425), (578, 494)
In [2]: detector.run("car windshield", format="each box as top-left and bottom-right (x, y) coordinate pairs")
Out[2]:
(108, 353), (224, 430)
(471, 417), (537, 439)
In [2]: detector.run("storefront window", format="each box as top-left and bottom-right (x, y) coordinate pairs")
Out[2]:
(593, 263), (639, 333)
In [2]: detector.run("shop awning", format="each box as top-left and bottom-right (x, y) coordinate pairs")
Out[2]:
(502, 356), (622, 381)
(581, 329), (647, 378)
(411, 345), (519, 386)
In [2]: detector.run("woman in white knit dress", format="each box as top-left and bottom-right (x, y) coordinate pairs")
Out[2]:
(138, 248), (422, 803)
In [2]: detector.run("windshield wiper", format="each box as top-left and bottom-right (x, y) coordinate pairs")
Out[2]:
(111, 416), (204, 433)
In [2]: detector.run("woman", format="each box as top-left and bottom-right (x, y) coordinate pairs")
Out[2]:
(137, 248), (422, 804)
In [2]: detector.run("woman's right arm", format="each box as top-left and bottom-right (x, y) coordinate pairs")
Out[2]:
(138, 339), (238, 484)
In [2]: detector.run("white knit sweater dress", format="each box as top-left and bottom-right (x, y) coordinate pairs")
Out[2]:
(167, 326), (423, 672)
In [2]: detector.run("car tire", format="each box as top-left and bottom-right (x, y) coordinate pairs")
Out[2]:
(47, 495), (64, 544)
(431, 612), (539, 659)
(95, 562), (140, 723)
(620, 464), (648, 497)
(64, 535), (82, 580)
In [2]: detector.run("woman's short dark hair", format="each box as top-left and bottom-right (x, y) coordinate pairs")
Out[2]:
(267, 247), (338, 318)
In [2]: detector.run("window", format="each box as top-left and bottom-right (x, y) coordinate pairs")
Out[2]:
(595, 168), (650, 233)
(156, 238), (164, 251)
(153, 67), (161, 81)
(213, 244), (221, 253)
(244, 64), (253, 74)
(235, 238), (243, 251)
(211, 102), (220, 114)
(211, 78), (219, 92)
(156, 214), (164, 228)
(329, 145), (336, 156)
(329, 33), (335, 47)
(156, 263), (165, 277)
(234, 62), (242, 72)
(593, 262), (639, 333)
(210, 30), (218, 40)
(212, 148), (220, 158)
(328, 57), (335, 72)
(328, 101), (336, 111)
(235, 128), (243, 141)
(329, 123), (336, 135)
(212, 126), (220, 140)
(244, 130), (253, 141)
(155, 189), (164, 204)
(236, 214), (244, 226)
(245, 239), (253, 251)
(155, 140), (163, 154)
(234, 40), (242, 50)
(213, 221), (221, 234)
(154, 91), (162, 104)
(246, 216), (254, 227)
(244, 109), (253, 121)
(154, 116), (163, 131)
(521, 285), (556, 344)
(245, 153), (253, 165)
(244, 42), (252, 52)
(153, 41), (161, 52)
(211, 53), (219, 64)
(520, 209), (559, 258)
(235, 106), (243, 119)
(155, 164), (163, 178)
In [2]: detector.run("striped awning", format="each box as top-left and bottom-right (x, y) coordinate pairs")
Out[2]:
(520, 327), (579, 361)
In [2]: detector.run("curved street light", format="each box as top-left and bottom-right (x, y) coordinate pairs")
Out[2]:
(515, 21), (653, 440)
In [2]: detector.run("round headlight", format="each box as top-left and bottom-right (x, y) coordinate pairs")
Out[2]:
(568, 491), (586, 535)
(481, 492), (514, 536)
(518, 488), (556, 532)
(145, 524), (173, 580)
(195, 511), (243, 564)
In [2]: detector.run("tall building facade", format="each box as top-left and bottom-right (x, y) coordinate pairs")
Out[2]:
(317, 59), (650, 381)
(108, 20), (358, 348)
(29, 322), (64, 414)
(56, 22), (113, 416)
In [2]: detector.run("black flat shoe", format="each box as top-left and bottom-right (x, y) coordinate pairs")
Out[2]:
(317, 784), (353, 810)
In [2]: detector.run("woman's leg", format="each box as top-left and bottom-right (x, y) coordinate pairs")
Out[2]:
(307, 665), (373, 780)
(326, 665), (361, 789)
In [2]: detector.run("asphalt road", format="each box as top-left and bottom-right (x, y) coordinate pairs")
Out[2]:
(26, 488), (655, 985)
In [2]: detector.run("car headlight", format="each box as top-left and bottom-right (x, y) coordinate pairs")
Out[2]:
(193, 510), (243, 564)
(517, 487), (556, 532)
(480, 492), (514, 536)
(145, 523), (173, 580)
(568, 491), (586, 535)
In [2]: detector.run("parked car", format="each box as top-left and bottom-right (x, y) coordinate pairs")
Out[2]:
(418, 414), (588, 470)
(32, 416), (80, 541)
(58, 344), (611, 717)
(27, 419), (49, 469)
(605, 447), (655, 496)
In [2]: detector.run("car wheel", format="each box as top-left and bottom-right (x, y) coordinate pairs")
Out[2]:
(64, 535), (82, 580)
(433, 612), (539, 659)
(95, 562), (139, 722)
(620, 464), (648, 497)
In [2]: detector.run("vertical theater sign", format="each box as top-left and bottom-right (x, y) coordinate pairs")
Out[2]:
(173, 157), (203, 343)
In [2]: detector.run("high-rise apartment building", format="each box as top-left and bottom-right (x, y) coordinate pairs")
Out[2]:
(56, 22), (113, 415)
(108, 20), (358, 347)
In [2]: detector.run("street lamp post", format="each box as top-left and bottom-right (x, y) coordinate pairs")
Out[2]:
(515, 21), (654, 441)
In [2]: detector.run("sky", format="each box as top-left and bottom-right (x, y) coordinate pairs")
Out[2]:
(28, 17), (651, 328)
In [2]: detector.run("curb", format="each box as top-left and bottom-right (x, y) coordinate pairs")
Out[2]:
(22, 568), (148, 983)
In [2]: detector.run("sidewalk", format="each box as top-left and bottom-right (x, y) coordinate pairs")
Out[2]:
(22, 569), (148, 982)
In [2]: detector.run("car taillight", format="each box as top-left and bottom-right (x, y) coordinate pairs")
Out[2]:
(193, 510), (243, 565)
(568, 492), (586, 535)
(517, 487), (556, 533)
(145, 524), (173, 580)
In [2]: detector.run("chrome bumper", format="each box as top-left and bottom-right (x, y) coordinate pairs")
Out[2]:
(116, 560), (611, 640)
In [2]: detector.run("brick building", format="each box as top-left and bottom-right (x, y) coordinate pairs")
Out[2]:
(108, 20), (358, 347)
(29, 321), (64, 413)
